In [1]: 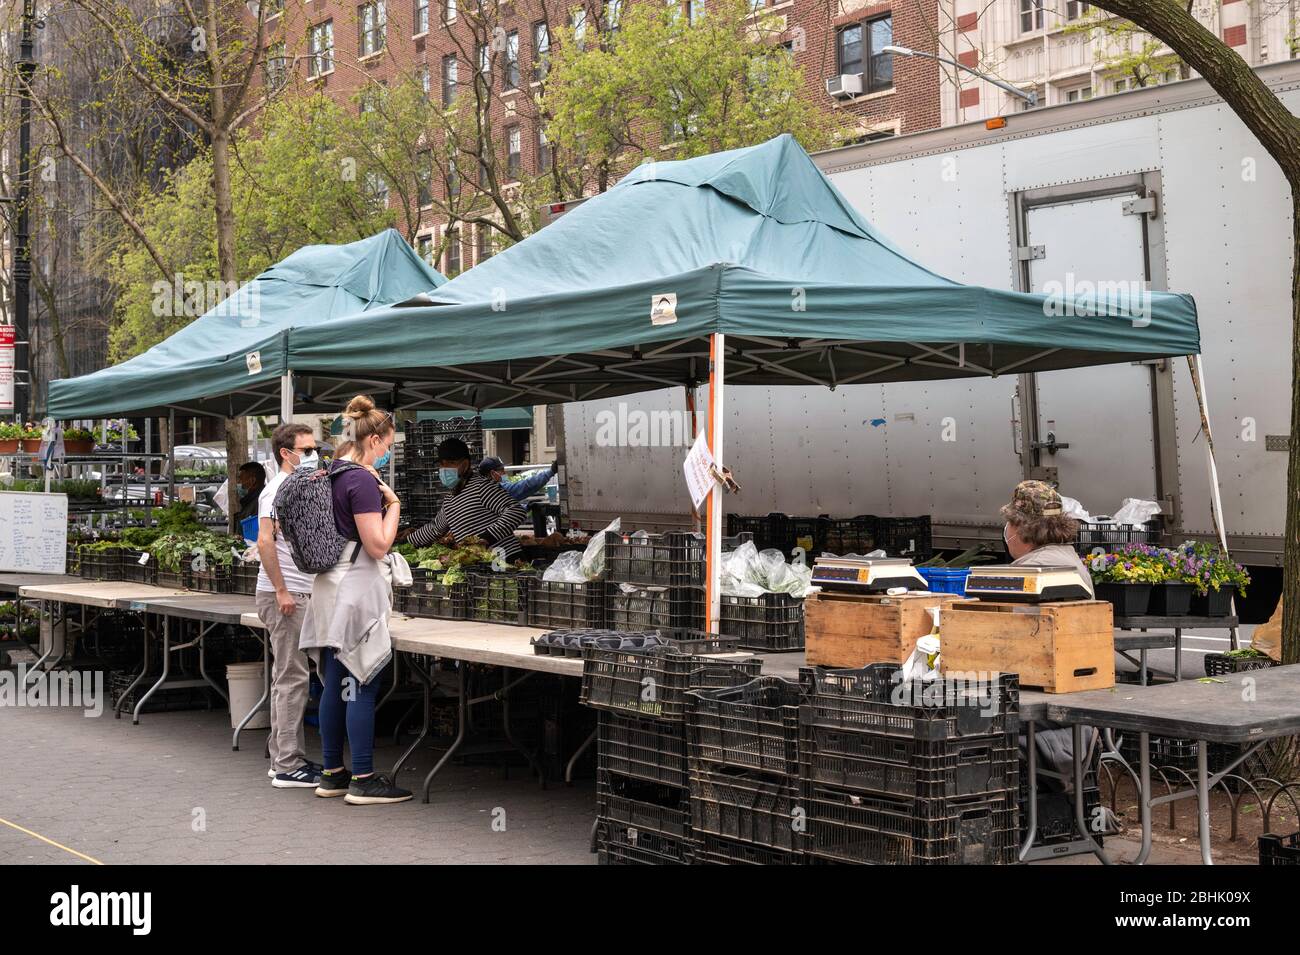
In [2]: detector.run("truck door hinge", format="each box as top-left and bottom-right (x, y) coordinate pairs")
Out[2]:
(1016, 245), (1046, 262)
(1122, 194), (1159, 219)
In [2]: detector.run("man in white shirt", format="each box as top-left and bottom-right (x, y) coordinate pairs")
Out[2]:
(256, 423), (321, 788)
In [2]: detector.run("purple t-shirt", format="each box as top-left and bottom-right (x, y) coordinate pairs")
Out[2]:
(330, 461), (382, 540)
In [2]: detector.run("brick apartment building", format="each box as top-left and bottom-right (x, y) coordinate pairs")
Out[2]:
(267, 0), (942, 277)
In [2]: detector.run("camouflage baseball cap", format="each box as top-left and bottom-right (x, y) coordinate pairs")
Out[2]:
(1003, 480), (1063, 520)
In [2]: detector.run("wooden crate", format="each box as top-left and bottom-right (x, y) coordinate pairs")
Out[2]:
(941, 600), (1114, 693)
(805, 591), (974, 667)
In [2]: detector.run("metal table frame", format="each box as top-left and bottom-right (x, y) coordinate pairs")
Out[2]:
(1113, 615), (1240, 683)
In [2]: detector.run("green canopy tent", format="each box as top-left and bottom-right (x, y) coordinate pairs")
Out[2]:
(45, 228), (446, 420)
(276, 134), (1214, 629)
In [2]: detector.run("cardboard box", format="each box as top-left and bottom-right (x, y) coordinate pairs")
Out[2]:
(941, 600), (1114, 693)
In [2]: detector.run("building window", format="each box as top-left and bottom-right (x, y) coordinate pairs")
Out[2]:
(687, 0), (704, 24)
(537, 125), (551, 172)
(1020, 0), (1043, 34)
(749, 0), (763, 11)
(478, 42), (491, 80)
(505, 30), (520, 88)
(266, 0), (286, 16)
(1112, 76), (1131, 92)
(837, 15), (891, 93)
(478, 225), (494, 262)
(366, 172), (389, 207)
(572, 8), (587, 49)
(264, 41), (289, 89)
(418, 66), (430, 97)
(417, 233), (435, 265)
(506, 125), (521, 176)
(448, 156), (461, 197)
(358, 2), (386, 57)
(605, 0), (621, 34)
(533, 22), (550, 81)
(308, 21), (334, 77)
(1065, 1), (1090, 19)
(1064, 85), (1092, 103)
(1019, 85), (1044, 110)
(444, 226), (461, 275)
(442, 54), (458, 106)
(444, 0), (457, 22)
(417, 151), (433, 205)
(414, 0), (429, 33)
(358, 84), (384, 113)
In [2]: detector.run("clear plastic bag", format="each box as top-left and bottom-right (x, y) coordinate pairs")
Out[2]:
(543, 550), (588, 583)
(1112, 498), (1162, 529)
(579, 518), (621, 580)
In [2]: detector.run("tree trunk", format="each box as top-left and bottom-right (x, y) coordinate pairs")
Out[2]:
(1285, 198), (1300, 665)
(211, 117), (247, 531)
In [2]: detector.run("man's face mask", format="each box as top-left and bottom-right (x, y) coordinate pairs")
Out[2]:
(439, 466), (462, 489)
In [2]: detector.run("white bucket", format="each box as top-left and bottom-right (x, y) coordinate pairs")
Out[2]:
(226, 662), (270, 730)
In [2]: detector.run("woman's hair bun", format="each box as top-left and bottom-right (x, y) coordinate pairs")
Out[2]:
(345, 394), (376, 416)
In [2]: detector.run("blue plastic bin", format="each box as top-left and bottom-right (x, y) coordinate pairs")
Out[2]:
(916, 567), (971, 595)
(240, 515), (260, 543)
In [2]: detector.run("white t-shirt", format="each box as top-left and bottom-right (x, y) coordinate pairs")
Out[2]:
(255, 470), (314, 595)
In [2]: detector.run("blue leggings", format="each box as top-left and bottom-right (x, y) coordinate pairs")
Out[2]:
(318, 648), (387, 776)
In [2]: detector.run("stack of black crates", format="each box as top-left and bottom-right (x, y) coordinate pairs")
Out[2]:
(726, 512), (934, 561)
(686, 677), (806, 864)
(582, 633), (762, 864)
(603, 531), (707, 633)
(399, 416), (485, 529)
(798, 663), (1021, 864)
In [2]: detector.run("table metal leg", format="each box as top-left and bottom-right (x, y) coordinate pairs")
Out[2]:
(196, 623), (230, 707)
(392, 653), (432, 783)
(566, 728), (597, 786)
(1136, 732), (1154, 865)
(1072, 723), (1113, 864)
(231, 631), (270, 751)
(1139, 649), (1148, 686)
(1174, 628), (1183, 682)
(1197, 741), (1214, 865)
(499, 670), (544, 786)
(1019, 722), (1040, 862)
(133, 615), (173, 724)
(423, 664), (467, 803)
(115, 614), (151, 719)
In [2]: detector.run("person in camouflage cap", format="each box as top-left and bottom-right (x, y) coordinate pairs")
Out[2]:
(999, 479), (1092, 594)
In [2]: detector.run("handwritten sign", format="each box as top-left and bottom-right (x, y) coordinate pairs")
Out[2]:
(682, 432), (716, 512)
(0, 491), (68, 573)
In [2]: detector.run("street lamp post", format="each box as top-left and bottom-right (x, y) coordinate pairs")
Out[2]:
(9, 0), (38, 420)
(883, 44), (1039, 108)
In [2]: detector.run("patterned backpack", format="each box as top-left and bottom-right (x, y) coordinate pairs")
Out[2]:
(272, 461), (367, 574)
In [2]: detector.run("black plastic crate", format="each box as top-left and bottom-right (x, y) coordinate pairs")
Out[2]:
(690, 832), (801, 865)
(607, 583), (705, 632)
(786, 516), (829, 557)
(230, 560), (258, 596)
(1020, 779), (1102, 848)
(800, 785), (1019, 865)
(65, 545), (81, 574)
(120, 550), (157, 585)
(604, 531), (705, 587)
(154, 567), (188, 590)
(528, 579), (607, 630)
(726, 513), (787, 552)
(596, 822), (690, 865)
(1073, 518), (1162, 555)
(1259, 832), (1300, 865)
(874, 516), (933, 559)
(687, 676), (803, 777)
(109, 670), (213, 714)
(468, 570), (535, 625)
(597, 770), (690, 839)
(189, 566), (231, 594)
(690, 766), (799, 851)
(824, 515), (878, 556)
(806, 664), (1019, 743)
(401, 568), (470, 619)
(718, 592), (805, 652)
(802, 721), (1018, 799)
(581, 634), (762, 723)
(78, 548), (123, 581)
(1204, 652), (1276, 677)
(599, 713), (689, 787)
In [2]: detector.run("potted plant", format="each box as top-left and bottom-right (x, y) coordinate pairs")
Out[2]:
(104, 421), (139, 446)
(62, 426), (95, 454)
(0, 422), (23, 454)
(18, 423), (44, 453)
(1177, 542), (1251, 617)
(1117, 544), (1195, 616)
(1088, 550), (1167, 616)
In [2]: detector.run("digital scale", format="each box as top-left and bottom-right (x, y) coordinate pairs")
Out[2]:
(963, 565), (1093, 604)
(810, 557), (929, 593)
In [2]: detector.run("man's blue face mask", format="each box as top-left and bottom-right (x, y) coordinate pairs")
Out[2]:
(439, 466), (461, 489)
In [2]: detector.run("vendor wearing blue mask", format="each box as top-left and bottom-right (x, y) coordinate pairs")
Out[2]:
(406, 438), (526, 559)
(236, 461), (267, 523)
(477, 455), (558, 501)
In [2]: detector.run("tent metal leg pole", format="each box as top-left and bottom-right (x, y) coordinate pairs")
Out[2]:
(280, 370), (293, 424)
(706, 333), (725, 634)
(1187, 354), (1239, 648)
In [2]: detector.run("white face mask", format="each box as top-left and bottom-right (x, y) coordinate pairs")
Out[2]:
(294, 450), (319, 471)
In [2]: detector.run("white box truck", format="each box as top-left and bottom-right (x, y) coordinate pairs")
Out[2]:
(557, 61), (1297, 613)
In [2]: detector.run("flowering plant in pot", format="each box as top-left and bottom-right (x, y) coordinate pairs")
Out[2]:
(1176, 541), (1250, 616)
(1112, 543), (1196, 615)
(62, 427), (95, 454)
(0, 422), (22, 453)
(1088, 549), (1168, 616)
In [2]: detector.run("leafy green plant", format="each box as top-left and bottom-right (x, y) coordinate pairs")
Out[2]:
(0, 423), (24, 440)
(147, 530), (243, 572)
(155, 500), (204, 535)
(56, 479), (101, 500)
(62, 427), (94, 443)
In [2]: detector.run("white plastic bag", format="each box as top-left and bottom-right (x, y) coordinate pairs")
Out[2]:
(1059, 495), (1092, 521)
(543, 550), (588, 583)
(1112, 498), (1162, 529)
(900, 635), (942, 682)
(579, 518), (621, 580)
(767, 560), (814, 598)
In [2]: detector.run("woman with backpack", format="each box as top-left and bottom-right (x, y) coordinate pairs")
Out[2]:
(298, 394), (412, 805)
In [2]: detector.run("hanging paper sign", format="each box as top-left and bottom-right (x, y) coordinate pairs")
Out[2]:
(0, 325), (15, 412)
(650, 293), (678, 326)
(683, 431), (715, 511)
(246, 350), (263, 375)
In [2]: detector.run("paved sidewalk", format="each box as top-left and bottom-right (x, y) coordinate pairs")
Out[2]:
(0, 702), (596, 865)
